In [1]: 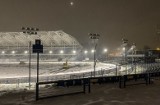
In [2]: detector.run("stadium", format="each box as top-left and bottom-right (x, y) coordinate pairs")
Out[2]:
(0, 30), (160, 90)
(0, 30), (119, 89)
(0, 30), (83, 61)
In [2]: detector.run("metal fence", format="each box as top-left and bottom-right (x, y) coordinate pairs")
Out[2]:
(0, 62), (160, 90)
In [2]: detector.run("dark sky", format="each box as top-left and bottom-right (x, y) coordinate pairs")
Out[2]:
(0, 0), (160, 50)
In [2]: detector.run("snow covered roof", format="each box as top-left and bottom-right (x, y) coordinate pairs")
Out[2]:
(0, 30), (82, 48)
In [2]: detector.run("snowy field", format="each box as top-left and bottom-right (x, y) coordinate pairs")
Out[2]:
(0, 61), (119, 91)
(0, 62), (160, 105)
(0, 61), (118, 92)
(0, 61), (117, 79)
(0, 61), (159, 91)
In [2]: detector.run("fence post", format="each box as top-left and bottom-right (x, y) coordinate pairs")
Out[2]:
(83, 79), (86, 94)
(101, 68), (104, 77)
(119, 76), (122, 88)
(88, 78), (91, 93)
(124, 75), (126, 88)
(36, 83), (39, 101)
(17, 79), (19, 88)
(116, 65), (118, 76)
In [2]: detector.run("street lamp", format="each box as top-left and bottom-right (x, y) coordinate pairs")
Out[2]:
(22, 27), (39, 89)
(89, 33), (100, 77)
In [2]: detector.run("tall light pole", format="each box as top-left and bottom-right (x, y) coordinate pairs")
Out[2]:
(22, 27), (39, 89)
(89, 33), (100, 77)
(122, 38), (128, 75)
(103, 48), (108, 61)
(131, 43), (136, 74)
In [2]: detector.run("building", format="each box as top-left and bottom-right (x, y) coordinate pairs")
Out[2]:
(0, 30), (82, 62)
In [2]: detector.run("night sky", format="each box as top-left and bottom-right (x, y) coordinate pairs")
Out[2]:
(0, 0), (160, 50)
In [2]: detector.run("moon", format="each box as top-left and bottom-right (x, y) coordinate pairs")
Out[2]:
(70, 1), (74, 6)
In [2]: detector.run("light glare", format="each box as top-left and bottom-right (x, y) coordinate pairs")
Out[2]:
(84, 50), (88, 54)
(12, 51), (15, 54)
(49, 51), (52, 54)
(122, 47), (125, 51)
(2, 51), (5, 54)
(60, 50), (64, 54)
(91, 49), (95, 53)
(73, 50), (76, 54)
(24, 51), (28, 54)
(104, 48), (108, 52)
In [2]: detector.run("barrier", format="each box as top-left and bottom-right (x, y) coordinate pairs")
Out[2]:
(36, 78), (90, 100)
(119, 73), (150, 88)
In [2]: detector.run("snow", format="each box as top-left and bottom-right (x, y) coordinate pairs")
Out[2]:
(1, 80), (160, 105)
(0, 62), (118, 83)
(0, 62), (160, 104)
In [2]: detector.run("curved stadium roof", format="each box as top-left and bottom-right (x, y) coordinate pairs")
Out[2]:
(0, 30), (82, 48)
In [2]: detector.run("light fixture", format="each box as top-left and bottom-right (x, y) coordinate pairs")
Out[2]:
(49, 51), (52, 54)
(84, 50), (88, 54)
(104, 48), (108, 52)
(2, 51), (5, 54)
(91, 49), (95, 53)
(122, 47), (125, 51)
(60, 50), (64, 54)
(12, 51), (15, 54)
(73, 50), (76, 54)
(24, 51), (28, 54)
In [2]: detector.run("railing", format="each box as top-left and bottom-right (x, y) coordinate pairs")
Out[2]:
(0, 62), (160, 90)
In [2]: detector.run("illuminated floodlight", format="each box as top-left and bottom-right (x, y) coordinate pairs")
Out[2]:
(12, 51), (15, 54)
(49, 51), (53, 54)
(73, 50), (76, 54)
(157, 48), (160, 50)
(91, 49), (95, 53)
(60, 50), (64, 54)
(84, 50), (88, 54)
(104, 48), (108, 52)
(2, 51), (5, 54)
(122, 47), (125, 51)
(70, 1), (74, 6)
(24, 51), (28, 54)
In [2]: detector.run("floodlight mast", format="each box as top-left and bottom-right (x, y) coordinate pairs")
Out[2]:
(89, 33), (100, 77)
(22, 27), (39, 89)
(122, 38), (128, 75)
(131, 43), (136, 74)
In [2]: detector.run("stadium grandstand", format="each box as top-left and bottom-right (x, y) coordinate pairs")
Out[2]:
(0, 30), (83, 62)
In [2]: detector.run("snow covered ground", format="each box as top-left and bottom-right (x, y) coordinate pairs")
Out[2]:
(0, 61), (119, 84)
(1, 79), (160, 105)
(0, 62), (160, 105)
(0, 61), (118, 90)
(0, 61), (159, 91)
(0, 62), (116, 79)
